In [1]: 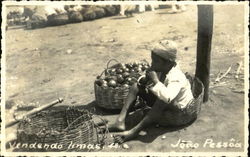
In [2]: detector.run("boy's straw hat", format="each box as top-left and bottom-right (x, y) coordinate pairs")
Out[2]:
(152, 40), (177, 62)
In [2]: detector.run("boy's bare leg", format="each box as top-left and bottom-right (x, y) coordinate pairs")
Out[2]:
(108, 83), (139, 131)
(112, 99), (167, 142)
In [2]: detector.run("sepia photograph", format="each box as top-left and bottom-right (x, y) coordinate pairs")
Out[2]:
(1, 1), (249, 156)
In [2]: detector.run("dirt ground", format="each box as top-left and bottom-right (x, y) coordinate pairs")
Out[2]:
(4, 5), (246, 153)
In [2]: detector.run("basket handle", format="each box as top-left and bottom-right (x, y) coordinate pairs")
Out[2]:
(97, 59), (120, 78)
(106, 58), (120, 69)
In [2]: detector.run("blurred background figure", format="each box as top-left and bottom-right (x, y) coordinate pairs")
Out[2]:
(119, 5), (137, 17)
(171, 4), (187, 13)
(119, 4), (157, 17)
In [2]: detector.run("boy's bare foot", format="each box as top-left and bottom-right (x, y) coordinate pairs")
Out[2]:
(112, 130), (136, 143)
(108, 120), (126, 132)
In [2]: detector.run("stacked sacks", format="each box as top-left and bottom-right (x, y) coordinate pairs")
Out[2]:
(25, 6), (47, 29)
(82, 10), (96, 21)
(92, 7), (106, 19)
(6, 6), (25, 26)
(22, 5), (122, 28)
(68, 11), (83, 23)
(65, 5), (83, 12)
(46, 5), (69, 26)
(100, 5), (119, 17)
(7, 8), (25, 26)
(80, 5), (118, 21)
(47, 13), (69, 26)
(81, 6), (96, 21)
(7, 11), (23, 26)
(26, 14), (47, 29)
(65, 5), (84, 23)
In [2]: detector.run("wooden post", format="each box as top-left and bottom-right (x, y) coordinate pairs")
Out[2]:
(195, 5), (214, 102)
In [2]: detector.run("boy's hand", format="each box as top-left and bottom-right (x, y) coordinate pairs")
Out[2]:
(146, 70), (159, 84)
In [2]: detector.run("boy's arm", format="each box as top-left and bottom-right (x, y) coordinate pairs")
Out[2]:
(149, 80), (182, 104)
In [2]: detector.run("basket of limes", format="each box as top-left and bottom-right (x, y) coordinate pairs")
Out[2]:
(94, 59), (150, 109)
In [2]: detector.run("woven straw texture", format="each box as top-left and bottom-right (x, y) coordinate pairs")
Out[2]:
(17, 107), (106, 152)
(95, 82), (130, 109)
(94, 59), (146, 110)
(185, 73), (204, 118)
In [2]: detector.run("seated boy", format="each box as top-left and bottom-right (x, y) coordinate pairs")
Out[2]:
(107, 40), (195, 142)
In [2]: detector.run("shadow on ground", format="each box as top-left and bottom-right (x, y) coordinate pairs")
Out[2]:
(157, 11), (185, 15)
(13, 100), (191, 144)
(111, 16), (134, 20)
(136, 119), (195, 143)
(74, 100), (194, 144)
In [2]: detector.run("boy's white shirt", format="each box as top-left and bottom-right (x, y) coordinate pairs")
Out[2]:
(150, 64), (194, 109)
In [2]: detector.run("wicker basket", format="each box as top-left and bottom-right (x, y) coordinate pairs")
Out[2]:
(17, 107), (107, 152)
(95, 83), (130, 110)
(94, 59), (148, 110)
(185, 73), (204, 118)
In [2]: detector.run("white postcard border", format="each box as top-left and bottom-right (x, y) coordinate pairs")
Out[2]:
(1, 1), (249, 156)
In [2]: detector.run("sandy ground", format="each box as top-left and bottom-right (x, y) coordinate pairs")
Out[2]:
(3, 5), (246, 153)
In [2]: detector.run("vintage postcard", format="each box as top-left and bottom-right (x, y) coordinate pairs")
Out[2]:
(1, 1), (249, 156)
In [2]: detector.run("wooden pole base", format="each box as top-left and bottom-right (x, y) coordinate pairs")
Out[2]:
(196, 5), (214, 102)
